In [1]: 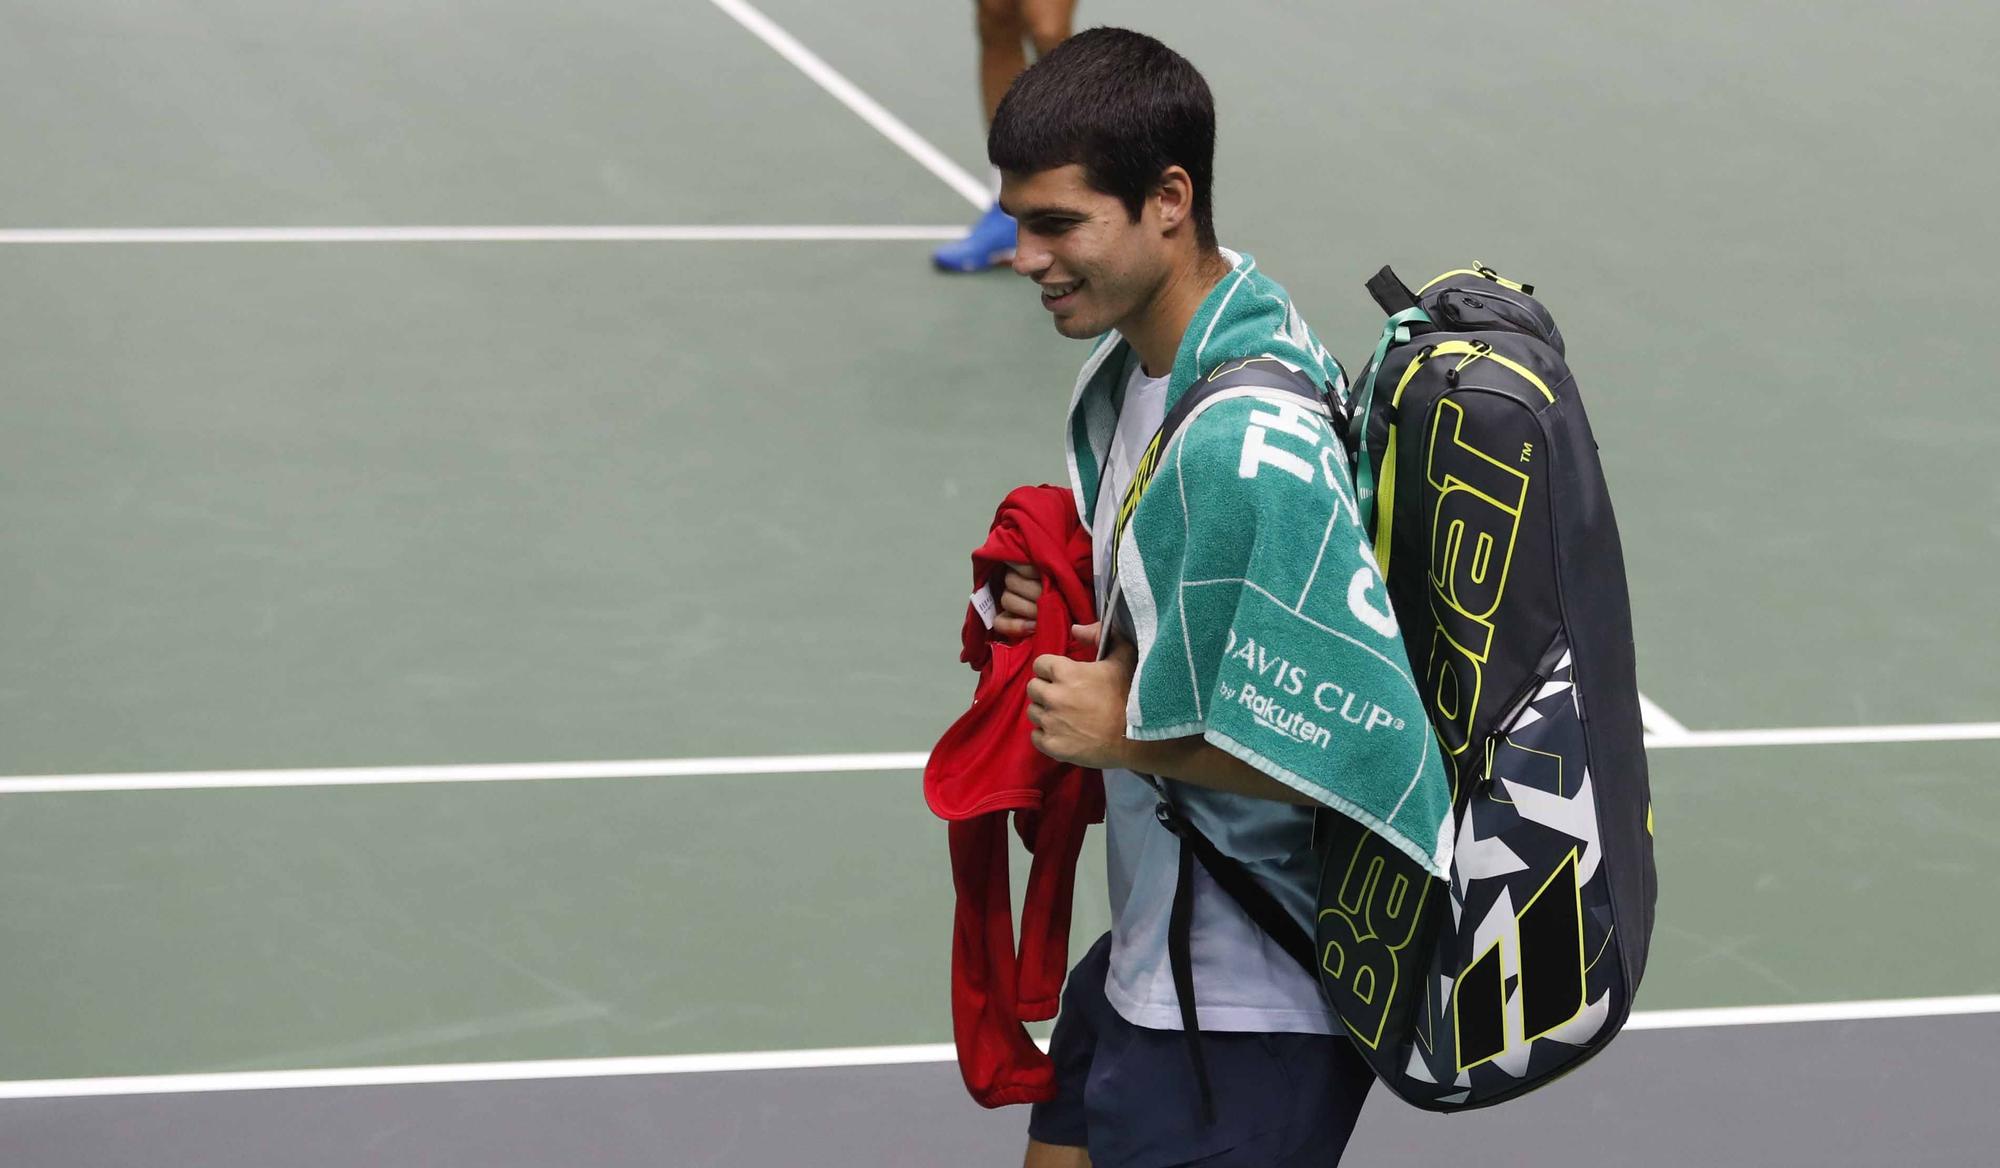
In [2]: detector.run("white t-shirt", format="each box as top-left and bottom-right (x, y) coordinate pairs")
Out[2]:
(1089, 354), (1335, 1035)
(1089, 359), (1170, 591)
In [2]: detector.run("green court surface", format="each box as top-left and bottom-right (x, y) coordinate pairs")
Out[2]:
(2, 0), (1997, 1096)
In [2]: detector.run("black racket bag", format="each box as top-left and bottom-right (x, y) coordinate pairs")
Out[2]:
(1311, 263), (1658, 1109)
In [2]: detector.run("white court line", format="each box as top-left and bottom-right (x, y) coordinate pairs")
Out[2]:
(1636, 692), (1689, 738)
(0, 753), (934, 794)
(1623, 994), (2000, 1031)
(1646, 722), (2000, 750)
(4, 722), (1998, 794)
(0, 1045), (964, 1102)
(706, 0), (989, 210)
(0, 225), (966, 245)
(0, 993), (1991, 1100)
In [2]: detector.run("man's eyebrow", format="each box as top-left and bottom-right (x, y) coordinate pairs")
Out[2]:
(1002, 202), (1088, 221)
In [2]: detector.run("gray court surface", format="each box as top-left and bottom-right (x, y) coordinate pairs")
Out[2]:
(7, 0), (2000, 1163)
(2, 1014), (1991, 1166)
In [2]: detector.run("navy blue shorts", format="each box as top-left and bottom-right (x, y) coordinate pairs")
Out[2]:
(1027, 932), (1374, 1167)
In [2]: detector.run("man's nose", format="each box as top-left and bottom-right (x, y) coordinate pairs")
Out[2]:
(1011, 234), (1048, 279)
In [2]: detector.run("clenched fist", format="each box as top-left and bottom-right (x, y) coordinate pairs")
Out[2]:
(1026, 636), (1137, 770)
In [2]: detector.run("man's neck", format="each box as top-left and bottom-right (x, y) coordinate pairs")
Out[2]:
(1125, 248), (1231, 379)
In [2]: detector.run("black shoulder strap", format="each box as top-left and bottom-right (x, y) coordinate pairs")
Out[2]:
(1157, 797), (1318, 974)
(1161, 355), (1331, 453)
(1154, 789), (1319, 1125)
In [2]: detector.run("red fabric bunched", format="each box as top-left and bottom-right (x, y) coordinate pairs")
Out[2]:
(925, 484), (1103, 1107)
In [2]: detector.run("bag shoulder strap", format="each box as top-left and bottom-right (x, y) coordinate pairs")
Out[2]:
(1152, 785), (1321, 1125)
(1162, 356), (1332, 457)
(1155, 796), (1319, 974)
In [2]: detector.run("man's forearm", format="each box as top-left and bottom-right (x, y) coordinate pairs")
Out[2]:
(1115, 734), (1320, 806)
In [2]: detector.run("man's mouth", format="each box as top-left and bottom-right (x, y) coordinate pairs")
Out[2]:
(1040, 279), (1084, 309)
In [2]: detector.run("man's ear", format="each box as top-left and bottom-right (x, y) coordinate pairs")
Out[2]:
(1153, 165), (1195, 234)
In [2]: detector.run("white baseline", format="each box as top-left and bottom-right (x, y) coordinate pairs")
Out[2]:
(4, 722), (1998, 794)
(0, 993), (1991, 1101)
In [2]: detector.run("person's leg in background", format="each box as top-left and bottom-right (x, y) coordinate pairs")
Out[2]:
(933, 0), (1077, 272)
(1018, 0), (1076, 61)
(976, 0), (1030, 128)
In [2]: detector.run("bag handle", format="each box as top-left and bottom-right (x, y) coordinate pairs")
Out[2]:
(1366, 265), (1422, 316)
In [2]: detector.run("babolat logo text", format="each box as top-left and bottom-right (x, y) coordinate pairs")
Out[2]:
(1224, 630), (1408, 747)
(1423, 397), (1530, 758)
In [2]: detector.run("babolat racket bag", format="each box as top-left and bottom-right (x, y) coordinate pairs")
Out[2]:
(1311, 263), (1658, 1110)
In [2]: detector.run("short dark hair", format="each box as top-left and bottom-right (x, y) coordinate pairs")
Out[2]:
(988, 27), (1217, 250)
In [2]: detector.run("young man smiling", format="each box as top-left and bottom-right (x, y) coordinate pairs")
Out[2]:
(983, 26), (1452, 1168)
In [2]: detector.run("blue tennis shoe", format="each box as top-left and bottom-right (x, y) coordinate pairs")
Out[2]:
(933, 203), (1017, 272)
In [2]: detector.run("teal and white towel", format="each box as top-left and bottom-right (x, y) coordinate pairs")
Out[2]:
(1066, 250), (1453, 876)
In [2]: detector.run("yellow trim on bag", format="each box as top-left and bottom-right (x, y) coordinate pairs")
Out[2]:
(1390, 340), (1556, 406)
(1419, 263), (1530, 294)
(1373, 425), (1398, 576)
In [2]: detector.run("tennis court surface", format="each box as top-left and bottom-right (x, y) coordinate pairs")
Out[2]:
(3, 0), (1996, 1163)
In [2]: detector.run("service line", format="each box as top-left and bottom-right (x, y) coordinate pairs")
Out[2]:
(0, 226), (966, 245)
(706, 0), (989, 209)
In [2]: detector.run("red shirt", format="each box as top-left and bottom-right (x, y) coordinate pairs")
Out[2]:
(926, 484), (1103, 1107)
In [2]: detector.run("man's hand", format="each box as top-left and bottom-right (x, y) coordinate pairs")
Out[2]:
(991, 562), (1042, 639)
(1026, 637), (1137, 770)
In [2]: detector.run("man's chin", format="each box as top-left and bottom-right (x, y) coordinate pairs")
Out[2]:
(1051, 313), (1101, 340)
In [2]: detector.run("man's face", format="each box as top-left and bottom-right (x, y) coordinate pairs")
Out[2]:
(1000, 165), (1168, 341)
